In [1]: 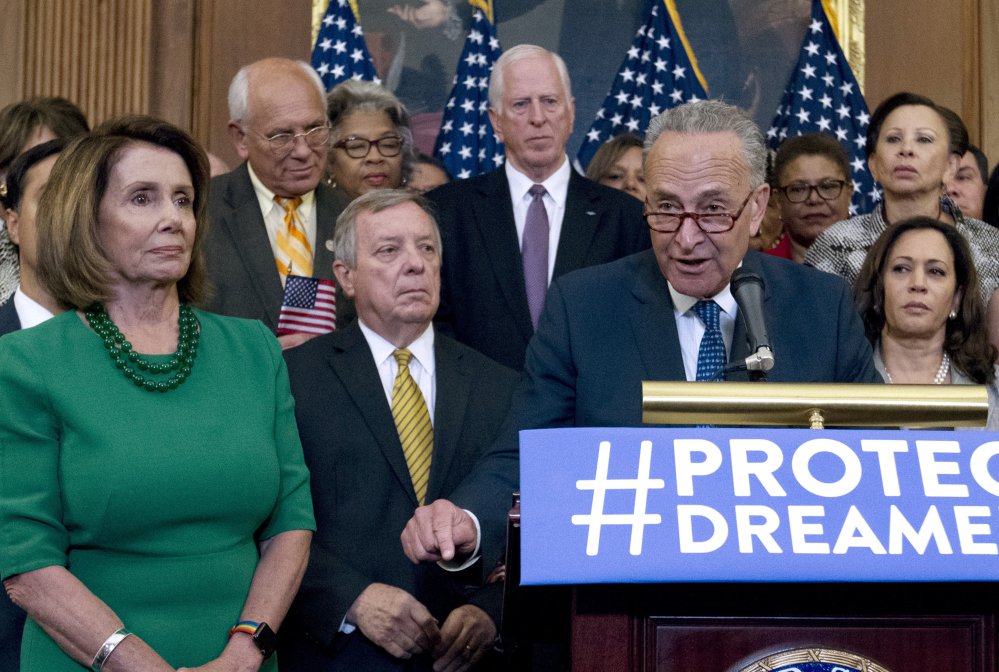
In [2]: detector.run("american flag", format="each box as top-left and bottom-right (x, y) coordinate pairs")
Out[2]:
(433, 4), (503, 180)
(576, 0), (708, 170)
(277, 275), (337, 335)
(767, 0), (876, 215)
(310, 0), (381, 90)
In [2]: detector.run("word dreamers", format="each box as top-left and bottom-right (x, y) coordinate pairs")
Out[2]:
(569, 436), (999, 558)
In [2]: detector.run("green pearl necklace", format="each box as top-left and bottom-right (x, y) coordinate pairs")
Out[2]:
(85, 303), (200, 393)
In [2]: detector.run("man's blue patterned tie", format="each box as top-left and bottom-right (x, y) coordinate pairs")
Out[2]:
(693, 300), (726, 381)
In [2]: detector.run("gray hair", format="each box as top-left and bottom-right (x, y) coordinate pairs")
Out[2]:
(227, 59), (326, 122)
(645, 100), (767, 189)
(330, 188), (441, 267)
(488, 44), (572, 112)
(326, 79), (415, 184)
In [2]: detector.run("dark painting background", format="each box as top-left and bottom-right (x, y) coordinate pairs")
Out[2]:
(357, 0), (812, 156)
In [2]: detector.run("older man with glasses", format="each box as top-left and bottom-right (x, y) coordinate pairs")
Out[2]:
(205, 57), (353, 347)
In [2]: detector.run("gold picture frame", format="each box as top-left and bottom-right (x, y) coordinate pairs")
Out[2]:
(826, 0), (866, 91)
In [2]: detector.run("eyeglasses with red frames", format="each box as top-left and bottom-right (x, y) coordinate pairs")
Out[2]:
(643, 191), (755, 234)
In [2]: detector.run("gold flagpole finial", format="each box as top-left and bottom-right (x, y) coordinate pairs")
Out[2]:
(467, 0), (494, 25)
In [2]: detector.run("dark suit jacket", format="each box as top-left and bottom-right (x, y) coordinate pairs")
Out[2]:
(204, 163), (353, 331)
(506, 248), (881, 431)
(427, 167), (649, 370)
(0, 299), (19, 336)
(280, 323), (519, 671)
(0, 298), (23, 671)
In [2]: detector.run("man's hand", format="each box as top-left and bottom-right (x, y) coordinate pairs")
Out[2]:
(277, 333), (318, 351)
(400, 499), (477, 563)
(386, 0), (449, 29)
(347, 583), (440, 658)
(432, 605), (497, 672)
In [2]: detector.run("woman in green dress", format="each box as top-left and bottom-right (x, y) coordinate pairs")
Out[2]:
(0, 116), (315, 671)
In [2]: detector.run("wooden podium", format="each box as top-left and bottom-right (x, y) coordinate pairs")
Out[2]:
(570, 582), (996, 671)
(507, 383), (996, 671)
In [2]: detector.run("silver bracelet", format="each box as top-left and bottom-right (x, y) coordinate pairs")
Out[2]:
(91, 628), (131, 672)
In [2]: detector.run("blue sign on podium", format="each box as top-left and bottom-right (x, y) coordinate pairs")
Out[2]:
(519, 427), (999, 585)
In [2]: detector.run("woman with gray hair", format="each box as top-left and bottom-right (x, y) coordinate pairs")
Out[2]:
(325, 79), (415, 201)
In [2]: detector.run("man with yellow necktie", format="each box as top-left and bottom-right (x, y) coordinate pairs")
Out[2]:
(205, 57), (352, 349)
(281, 189), (519, 672)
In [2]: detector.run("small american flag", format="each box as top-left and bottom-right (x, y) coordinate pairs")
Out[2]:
(277, 275), (337, 335)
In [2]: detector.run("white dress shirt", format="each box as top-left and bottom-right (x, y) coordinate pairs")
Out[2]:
(357, 320), (437, 420)
(13, 286), (54, 330)
(668, 283), (738, 381)
(505, 157), (572, 284)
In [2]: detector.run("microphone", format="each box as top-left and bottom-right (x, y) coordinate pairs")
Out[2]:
(730, 267), (775, 373)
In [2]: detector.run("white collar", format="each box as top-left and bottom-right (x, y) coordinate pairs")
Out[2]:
(13, 286), (55, 329)
(668, 281), (738, 317)
(247, 162), (315, 214)
(504, 156), (571, 207)
(357, 320), (436, 376)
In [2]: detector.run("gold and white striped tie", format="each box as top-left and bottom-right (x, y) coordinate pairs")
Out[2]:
(391, 349), (433, 505)
(274, 196), (313, 279)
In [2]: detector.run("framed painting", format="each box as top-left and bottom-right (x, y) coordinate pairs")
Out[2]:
(311, 0), (865, 156)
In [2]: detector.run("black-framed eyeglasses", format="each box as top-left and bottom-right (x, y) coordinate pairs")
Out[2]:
(248, 125), (331, 154)
(776, 179), (850, 203)
(333, 135), (404, 159)
(643, 191), (755, 234)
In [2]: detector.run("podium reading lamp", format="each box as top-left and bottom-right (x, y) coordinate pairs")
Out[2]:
(641, 381), (988, 429)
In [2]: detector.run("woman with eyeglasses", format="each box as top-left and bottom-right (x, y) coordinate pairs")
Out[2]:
(770, 133), (852, 263)
(325, 80), (414, 202)
(804, 92), (999, 346)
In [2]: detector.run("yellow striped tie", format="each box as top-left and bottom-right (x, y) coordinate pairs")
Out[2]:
(274, 196), (313, 278)
(391, 349), (433, 505)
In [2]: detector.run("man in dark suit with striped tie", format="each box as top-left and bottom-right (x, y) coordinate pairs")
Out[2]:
(280, 189), (519, 672)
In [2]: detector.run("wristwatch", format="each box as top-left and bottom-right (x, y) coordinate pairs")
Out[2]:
(230, 620), (278, 660)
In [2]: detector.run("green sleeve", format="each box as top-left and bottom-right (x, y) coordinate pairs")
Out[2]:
(0, 334), (69, 579)
(255, 325), (316, 541)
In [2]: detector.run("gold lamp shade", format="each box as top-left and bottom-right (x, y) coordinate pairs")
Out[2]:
(642, 382), (989, 429)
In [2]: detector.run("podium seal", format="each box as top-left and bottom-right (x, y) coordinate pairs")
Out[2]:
(735, 647), (892, 672)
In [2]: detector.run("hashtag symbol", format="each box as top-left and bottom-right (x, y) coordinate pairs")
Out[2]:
(571, 440), (664, 556)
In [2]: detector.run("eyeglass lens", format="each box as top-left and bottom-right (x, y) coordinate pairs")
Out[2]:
(267, 126), (331, 151)
(782, 181), (845, 202)
(338, 136), (403, 159)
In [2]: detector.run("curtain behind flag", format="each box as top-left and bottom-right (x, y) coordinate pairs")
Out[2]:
(767, 0), (876, 215)
(432, 3), (503, 180)
(311, 0), (381, 90)
(576, 0), (708, 170)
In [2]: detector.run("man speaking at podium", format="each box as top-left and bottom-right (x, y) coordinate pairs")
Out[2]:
(400, 100), (881, 566)
(502, 99), (883, 429)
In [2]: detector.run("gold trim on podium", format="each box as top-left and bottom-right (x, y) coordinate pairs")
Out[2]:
(642, 382), (988, 429)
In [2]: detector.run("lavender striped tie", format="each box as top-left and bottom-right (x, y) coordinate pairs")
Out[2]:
(523, 184), (549, 330)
